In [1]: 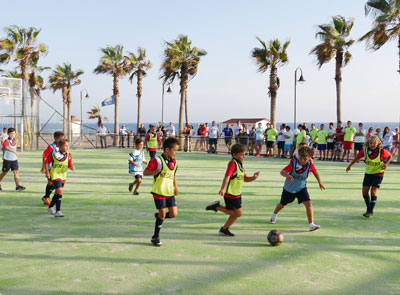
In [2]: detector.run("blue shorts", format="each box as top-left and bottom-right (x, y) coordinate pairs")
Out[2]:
(284, 144), (293, 152)
(154, 196), (176, 209)
(318, 144), (327, 151)
(354, 143), (364, 151)
(256, 139), (263, 146)
(51, 180), (65, 189)
(280, 188), (310, 205)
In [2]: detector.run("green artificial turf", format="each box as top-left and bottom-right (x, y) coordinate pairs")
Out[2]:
(0, 150), (399, 295)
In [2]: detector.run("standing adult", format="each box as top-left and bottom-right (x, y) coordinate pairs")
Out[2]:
(137, 123), (147, 139)
(309, 123), (319, 158)
(341, 120), (356, 162)
(296, 124), (306, 149)
(277, 124), (286, 158)
(391, 128), (399, 155)
(326, 122), (336, 160)
(316, 124), (328, 160)
(97, 123), (108, 149)
(265, 124), (277, 157)
(255, 122), (265, 157)
(354, 123), (366, 159)
(222, 124), (233, 154)
(208, 121), (219, 153)
(166, 122), (176, 136)
(334, 121), (345, 161)
(382, 126), (395, 152)
(233, 120), (243, 144)
(119, 124), (129, 148)
(283, 125), (294, 158)
(183, 123), (192, 152)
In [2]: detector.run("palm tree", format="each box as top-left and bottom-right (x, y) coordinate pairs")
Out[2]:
(160, 35), (207, 143)
(310, 16), (355, 123)
(94, 45), (132, 146)
(361, 0), (400, 73)
(125, 48), (152, 133)
(251, 37), (290, 127)
(49, 63), (84, 139)
(0, 25), (47, 83)
(87, 105), (109, 127)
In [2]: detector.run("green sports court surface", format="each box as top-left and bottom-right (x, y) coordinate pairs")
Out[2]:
(0, 150), (399, 295)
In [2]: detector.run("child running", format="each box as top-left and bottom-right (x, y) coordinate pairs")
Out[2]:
(45, 139), (75, 217)
(40, 131), (64, 205)
(346, 135), (392, 218)
(205, 144), (260, 236)
(128, 137), (147, 195)
(0, 128), (25, 191)
(143, 137), (179, 247)
(270, 146), (325, 231)
(145, 125), (162, 159)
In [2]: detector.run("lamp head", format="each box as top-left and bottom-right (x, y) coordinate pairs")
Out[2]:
(166, 86), (172, 93)
(298, 74), (306, 83)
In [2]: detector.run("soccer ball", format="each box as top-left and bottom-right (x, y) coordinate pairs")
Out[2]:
(267, 230), (284, 246)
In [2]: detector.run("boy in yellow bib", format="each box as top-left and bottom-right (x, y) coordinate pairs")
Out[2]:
(346, 135), (392, 218)
(44, 139), (75, 217)
(206, 144), (259, 236)
(144, 137), (179, 246)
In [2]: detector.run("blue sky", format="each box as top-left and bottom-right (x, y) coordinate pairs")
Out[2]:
(1, 0), (399, 124)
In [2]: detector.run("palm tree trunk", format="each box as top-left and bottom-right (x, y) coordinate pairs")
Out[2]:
(179, 67), (189, 149)
(113, 74), (119, 146)
(268, 66), (279, 128)
(335, 51), (343, 123)
(137, 71), (142, 134)
(62, 88), (67, 135)
(184, 90), (189, 125)
(65, 87), (72, 141)
(398, 35), (400, 74)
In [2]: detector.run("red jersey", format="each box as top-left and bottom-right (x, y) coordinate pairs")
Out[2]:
(336, 127), (344, 142)
(42, 142), (57, 158)
(146, 155), (177, 199)
(283, 158), (317, 175)
(224, 160), (248, 199)
(357, 148), (391, 176)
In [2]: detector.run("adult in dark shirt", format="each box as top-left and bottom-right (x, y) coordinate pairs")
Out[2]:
(222, 124), (233, 153)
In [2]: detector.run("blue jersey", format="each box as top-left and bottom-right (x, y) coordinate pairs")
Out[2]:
(222, 128), (233, 137)
(129, 150), (146, 173)
(2, 138), (17, 161)
(283, 158), (312, 193)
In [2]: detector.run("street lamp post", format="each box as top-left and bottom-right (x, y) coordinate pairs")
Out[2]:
(294, 67), (306, 129)
(80, 89), (89, 142)
(161, 83), (172, 127)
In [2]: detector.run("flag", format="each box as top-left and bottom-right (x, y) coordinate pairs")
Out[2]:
(101, 95), (115, 107)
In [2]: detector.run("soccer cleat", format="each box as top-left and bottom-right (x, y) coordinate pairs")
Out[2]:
(133, 190), (139, 195)
(309, 224), (320, 231)
(270, 215), (277, 224)
(41, 196), (51, 206)
(205, 201), (220, 212)
(48, 207), (55, 215)
(54, 211), (64, 217)
(255, 154), (260, 157)
(129, 183), (133, 192)
(363, 212), (373, 218)
(16, 185), (26, 191)
(151, 236), (162, 247)
(219, 227), (235, 236)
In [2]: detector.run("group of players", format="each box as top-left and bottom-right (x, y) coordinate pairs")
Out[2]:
(0, 127), (393, 247)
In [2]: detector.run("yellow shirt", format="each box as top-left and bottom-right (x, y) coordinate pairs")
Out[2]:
(310, 129), (319, 141)
(267, 128), (277, 141)
(317, 130), (328, 144)
(344, 126), (356, 141)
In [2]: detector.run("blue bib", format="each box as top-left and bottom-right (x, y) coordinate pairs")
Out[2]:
(129, 150), (145, 172)
(283, 158), (311, 193)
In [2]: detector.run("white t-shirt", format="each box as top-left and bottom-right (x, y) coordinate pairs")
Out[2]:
(354, 129), (367, 143)
(166, 125), (175, 136)
(327, 128), (335, 143)
(283, 130), (294, 145)
(120, 127), (128, 135)
(98, 126), (107, 135)
(382, 131), (395, 146)
(233, 125), (243, 136)
(209, 126), (219, 138)
(255, 127), (265, 140)
(0, 132), (8, 143)
(277, 129), (286, 142)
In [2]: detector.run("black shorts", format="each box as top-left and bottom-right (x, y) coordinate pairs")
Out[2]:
(327, 142), (335, 150)
(278, 141), (285, 149)
(52, 180), (65, 189)
(149, 151), (157, 159)
(134, 174), (142, 180)
(2, 160), (18, 172)
(154, 196), (176, 209)
(363, 174), (383, 188)
(224, 138), (232, 145)
(224, 196), (242, 210)
(266, 141), (274, 148)
(209, 138), (218, 145)
(280, 188), (311, 205)
(354, 143), (364, 151)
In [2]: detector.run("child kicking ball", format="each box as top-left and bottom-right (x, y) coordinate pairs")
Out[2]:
(206, 143), (259, 237)
(270, 146), (325, 231)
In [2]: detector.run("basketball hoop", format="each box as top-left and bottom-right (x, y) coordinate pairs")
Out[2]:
(0, 87), (11, 105)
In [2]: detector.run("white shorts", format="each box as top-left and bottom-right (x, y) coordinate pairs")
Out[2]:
(130, 171), (143, 178)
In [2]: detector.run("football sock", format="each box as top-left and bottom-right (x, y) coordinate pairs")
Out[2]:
(363, 195), (370, 209)
(369, 196), (377, 213)
(153, 218), (164, 238)
(165, 212), (171, 219)
(45, 185), (53, 198)
(49, 195), (57, 208)
(55, 194), (62, 211)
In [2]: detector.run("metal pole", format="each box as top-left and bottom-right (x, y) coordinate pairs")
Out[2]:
(294, 70), (297, 130)
(162, 83), (165, 126)
(80, 90), (83, 142)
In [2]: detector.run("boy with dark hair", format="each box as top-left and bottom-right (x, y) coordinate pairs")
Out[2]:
(41, 131), (65, 205)
(346, 135), (392, 218)
(0, 128), (25, 191)
(270, 146), (325, 231)
(45, 138), (75, 217)
(144, 137), (179, 247)
(128, 137), (147, 195)
(205, 143), (260, 236)
(145, 125), (162, 159)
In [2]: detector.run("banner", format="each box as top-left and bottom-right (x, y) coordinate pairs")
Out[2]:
(101, 95), (115, 107)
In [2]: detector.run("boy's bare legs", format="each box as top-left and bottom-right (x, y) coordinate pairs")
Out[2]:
(216, 206), (242, 229)
(273, 203), (286, 214)
(0, 171), (7, 183)
(303, 201), (314, 223)
(13, 170), (20, 186)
